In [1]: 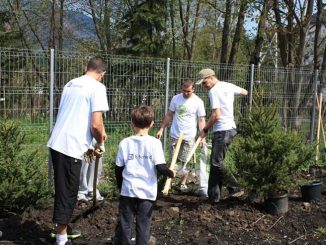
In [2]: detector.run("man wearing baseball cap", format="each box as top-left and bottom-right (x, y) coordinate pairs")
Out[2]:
(197, 68), (248, 203)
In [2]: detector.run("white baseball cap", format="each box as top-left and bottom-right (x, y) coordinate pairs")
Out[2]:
(196, 68), (215, 85)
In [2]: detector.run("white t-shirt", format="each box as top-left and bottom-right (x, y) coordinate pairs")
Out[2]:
(47, 75), (109, 159)
(169, 93), (206, 141)
(209, 81), (242, 132)
(116, 135), (166, 201)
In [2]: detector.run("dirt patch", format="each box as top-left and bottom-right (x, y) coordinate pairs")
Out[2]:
(1, 182), (326, 245)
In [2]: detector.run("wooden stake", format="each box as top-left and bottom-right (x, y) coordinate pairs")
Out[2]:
(316, 93), (323, 162)
(162, 132), (184, 196)
(316, 94), (326, 151)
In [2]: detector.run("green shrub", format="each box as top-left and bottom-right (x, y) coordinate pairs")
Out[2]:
(0, 120), (49, 213)
(231, 89), (314, 199)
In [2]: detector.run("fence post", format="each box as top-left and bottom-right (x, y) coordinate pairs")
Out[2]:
(163, 58), (170, 152)
(310, 69), (319, 143)
(249, 64), (254, 110)
(48, 48), (55, 189)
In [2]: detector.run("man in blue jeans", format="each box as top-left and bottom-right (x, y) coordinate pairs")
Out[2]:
(197, 68), (248, 203)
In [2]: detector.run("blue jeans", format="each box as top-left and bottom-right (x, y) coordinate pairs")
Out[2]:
(115, 196), (154, 245)
(208, 129), (238, 201)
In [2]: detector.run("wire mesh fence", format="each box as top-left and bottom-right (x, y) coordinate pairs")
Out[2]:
(0, 48), (324, 166)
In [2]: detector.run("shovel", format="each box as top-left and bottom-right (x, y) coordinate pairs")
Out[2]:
(162, 132), (184, 196)
(93, 149), (102, 206)
(178, 137), (202, 176)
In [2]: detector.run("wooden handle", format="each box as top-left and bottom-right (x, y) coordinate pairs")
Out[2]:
(93, 155), (100, 206)
(179, 137), (202, 173)
(185, 137), (202, 164)
(316, 93), (323, 161)
(162, 132), (184, 196)
(317, 94), (326, 149)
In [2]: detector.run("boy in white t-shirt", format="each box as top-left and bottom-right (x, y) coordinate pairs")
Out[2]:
(114, 105), (176, 245)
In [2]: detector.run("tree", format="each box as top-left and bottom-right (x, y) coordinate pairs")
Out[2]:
(250, 0), (272, 66)
(0, 10), (20, 47)
(118, 0), (168, 56)
(220, 0), (232, 64)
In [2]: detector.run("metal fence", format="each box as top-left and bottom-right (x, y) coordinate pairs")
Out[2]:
(0, 48), (324, 165)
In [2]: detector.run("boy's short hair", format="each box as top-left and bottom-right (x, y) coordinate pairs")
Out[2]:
(131, 105), (154, 129)
(86, 56), (107, 73)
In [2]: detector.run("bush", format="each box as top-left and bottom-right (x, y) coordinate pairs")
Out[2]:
(0, 120), (49, 212)
(231, 89), (314, 199)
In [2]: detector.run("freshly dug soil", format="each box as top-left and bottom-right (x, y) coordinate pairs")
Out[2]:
(0, 182), (325, 245)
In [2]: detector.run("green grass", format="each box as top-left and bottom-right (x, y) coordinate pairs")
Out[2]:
(315, 227), (326, 236)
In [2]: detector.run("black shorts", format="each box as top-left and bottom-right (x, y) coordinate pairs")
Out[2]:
(50, 148), (82, 225)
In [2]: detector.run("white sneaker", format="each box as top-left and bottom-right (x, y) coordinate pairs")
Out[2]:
(179, 184), (188, 192)
(77, 193), (88, 202)
(87, 193), (104, 201)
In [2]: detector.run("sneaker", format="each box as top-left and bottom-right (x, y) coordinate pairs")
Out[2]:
(50, 226), (81, 239)
(87, 193), (104, 201)
(179, 184), (188, 192)
(77, 193), (89, 202)
(55, 241), (72, 245)
(194, 189), (208, 197)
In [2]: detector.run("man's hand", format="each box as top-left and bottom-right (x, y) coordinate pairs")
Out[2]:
(156, 128), (163, 139)
(199, 137), (206, 147)
(199, 130), (207, 139)
(94, 142), (105, 156)
(172, 170), (177, 178)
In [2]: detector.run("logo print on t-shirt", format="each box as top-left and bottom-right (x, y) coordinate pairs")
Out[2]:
(177, 104), (186, 119)
(128, 154), (134, 160)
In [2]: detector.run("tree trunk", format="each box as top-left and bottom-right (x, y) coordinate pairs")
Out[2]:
(169, 0), (176, 58)
(58, 0), (64, 52)
(321, 42), (326, 87)
(273, 0), (288, 67)
(220, 0), (231, 64)
(89, 0), (106, 52)
(251, 0), (271, 65)
(104, 0), (111, 54)
(49, 0), (56, 49)
(313, 0), (322, 70)
(228, 0), (246, 64)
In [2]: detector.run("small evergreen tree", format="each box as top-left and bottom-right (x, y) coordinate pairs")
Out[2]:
(0, 120), (49, 212)
(231, 89), (314, 199)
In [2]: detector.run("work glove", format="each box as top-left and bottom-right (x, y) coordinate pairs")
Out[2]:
(94, 142), (105, 157)
(84, 148), (95, 164)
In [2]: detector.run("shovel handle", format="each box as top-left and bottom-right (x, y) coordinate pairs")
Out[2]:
(162, 132), (184, 196)
(93, 153), (101, 206)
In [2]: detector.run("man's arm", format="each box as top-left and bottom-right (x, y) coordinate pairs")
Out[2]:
(91, 111), (107, 144)
(199, 108), (220, 138)
(197, 116), (206, 132)
(156, 110), (174, 139)
(240, 88), (248, 96)
(197, 116), (206, 144)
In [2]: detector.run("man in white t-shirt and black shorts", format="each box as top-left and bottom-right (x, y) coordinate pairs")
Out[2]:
(47, 57), (109, 245)
(156, 80), (206, 192)
(197, 68), (248, 204)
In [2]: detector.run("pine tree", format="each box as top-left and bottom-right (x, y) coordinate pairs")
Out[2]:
(232, 89), (314, 199)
